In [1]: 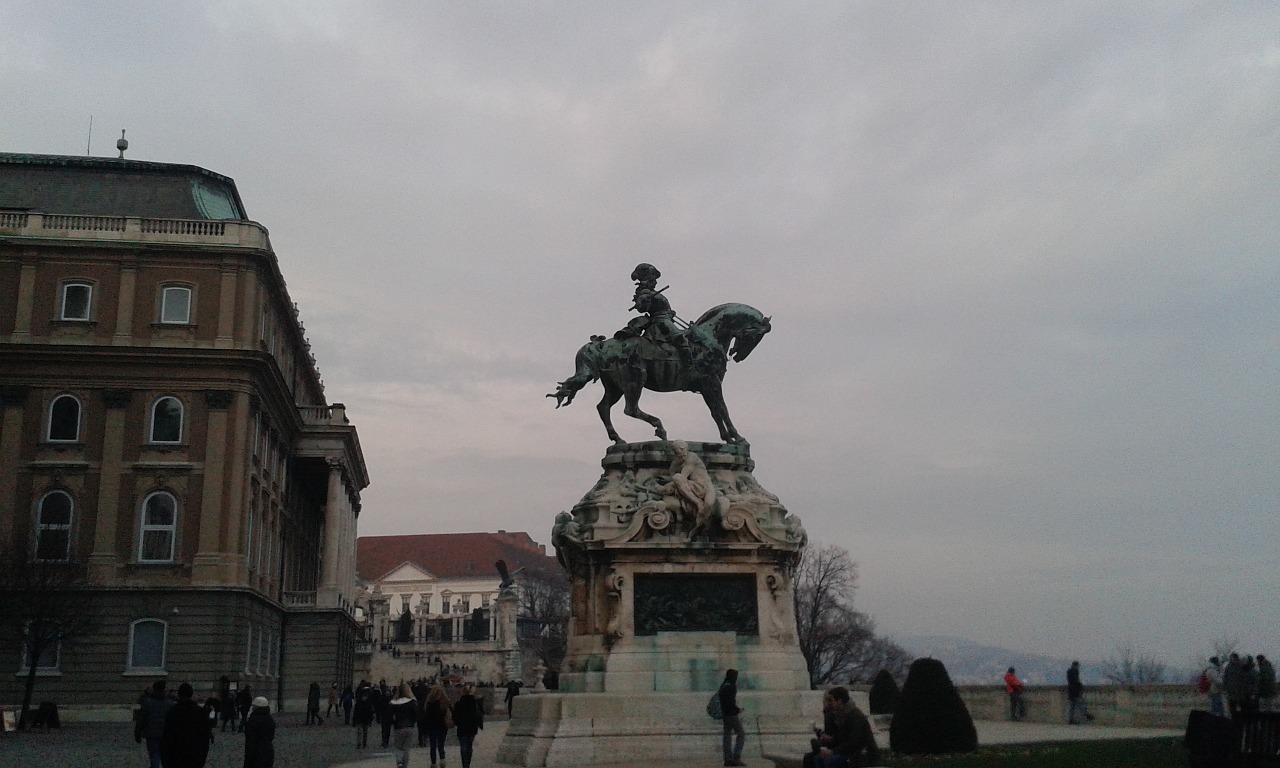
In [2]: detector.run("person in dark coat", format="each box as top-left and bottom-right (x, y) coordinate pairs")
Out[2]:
(236, 685), (253, 732)
(139, 679), (174, 768)
(161, 682), (213, 768)
(719, 668), (746, 767)
(421, 683), (453, 767)
(306, 681), (324, 725)
(453, 683), (485, 768)
(352, 685), (374, 749)
(243, 696), (275, 768)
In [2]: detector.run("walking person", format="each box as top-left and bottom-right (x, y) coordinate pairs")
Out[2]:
(1066, 661), (1093, 724)
(243, 696), (276, 768)
(341, 684), (355, 725)
(236, 685), (253, 732)
(375, 683), (393, 748)
(453, 683), (484, 768)
(504, 679), (521, 718)
(1004, 667), (1026, 721)
(422, 683), (454, 767)
(220, 686), (239, 732)
(161, 682), (213, 768)
(719, 668), (746, 767)
(1257, 654), (1276, 712)
(138, 679), (174, 768)
(353, 685), (374, 749)
(389, 683), (419, 768)
(326, 683), (339, 721)
(306, 681), (324, 725)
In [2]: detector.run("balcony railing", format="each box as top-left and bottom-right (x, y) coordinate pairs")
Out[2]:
(0, 212), (271, 249)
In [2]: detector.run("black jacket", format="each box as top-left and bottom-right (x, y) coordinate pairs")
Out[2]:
(161, 698), (212, 768)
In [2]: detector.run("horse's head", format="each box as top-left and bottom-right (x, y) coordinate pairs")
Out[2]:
(728, 314), (770, 362)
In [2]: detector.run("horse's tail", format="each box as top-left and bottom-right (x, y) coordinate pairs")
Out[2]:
(546, 343), (601, 408)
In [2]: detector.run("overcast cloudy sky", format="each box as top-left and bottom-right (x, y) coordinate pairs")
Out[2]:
(4, 1), (1277, 665)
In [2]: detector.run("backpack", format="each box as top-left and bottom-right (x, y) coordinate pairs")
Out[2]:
(706, 691), (723, 720)
(1197, 670), (1211, 694)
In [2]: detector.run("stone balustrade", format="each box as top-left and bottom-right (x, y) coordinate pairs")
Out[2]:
(0, 211), (271, 249)
(950, 684), (1204, 728)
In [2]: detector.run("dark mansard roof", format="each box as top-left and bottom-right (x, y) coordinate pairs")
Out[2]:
(0, 153), (247, 220)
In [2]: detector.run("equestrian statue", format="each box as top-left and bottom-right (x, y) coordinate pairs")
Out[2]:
(547, 263), (771, 445)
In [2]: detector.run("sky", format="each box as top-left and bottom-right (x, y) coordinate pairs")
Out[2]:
(3, 1), (1277, 666)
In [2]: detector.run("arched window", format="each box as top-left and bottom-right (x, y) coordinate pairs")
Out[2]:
(46, 394), (81, 442)
(149, 397), (183, 443)
(34, 491), (73, 562)
(138, 492), (177, 563)
(127, 619), (167, 671)
(159, 285), (192, 324)
(60, 282), (92, 321)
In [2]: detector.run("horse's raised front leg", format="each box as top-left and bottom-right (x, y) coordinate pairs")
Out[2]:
(702, 381), (745, 445)
(622, 382), (666, 441)
(597, 383), (625, 445)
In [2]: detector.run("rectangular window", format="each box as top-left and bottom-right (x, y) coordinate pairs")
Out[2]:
(128, 620), (166, 671)
(60, 283), (92, 321)
(19, 621), (60, 672)
(160, 286), (191, 324)
(244, 625), (253, 674)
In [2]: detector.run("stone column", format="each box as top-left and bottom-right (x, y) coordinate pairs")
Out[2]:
(192, 390), (233, 585)
(10, 261), (37, 342)
(112, 263), (137, 346)
(88, 389), (132, 581)
(317, 460), (344, 607)
(495, 590), (521, 683)
(0, 386), (30, 545)
(215, 263), (238, 349)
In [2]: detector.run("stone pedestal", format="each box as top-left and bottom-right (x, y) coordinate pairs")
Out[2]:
(497, 441), (817, 766)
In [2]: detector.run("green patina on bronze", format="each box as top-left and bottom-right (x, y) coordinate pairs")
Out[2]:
(548, 264), (772, 445)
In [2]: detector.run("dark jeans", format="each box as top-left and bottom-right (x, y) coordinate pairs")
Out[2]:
(381, 717), (393, 748)
(1009, 692), (1025, 721)
(428, 728), (448, 764)
(723, 713), (745, 762)
(356, 723), (369, 748)
(145, 737), (163, 768)
(458, 732), (476, 768)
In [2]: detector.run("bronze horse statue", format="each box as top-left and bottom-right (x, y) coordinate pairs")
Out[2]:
(547, 303), (771, 445)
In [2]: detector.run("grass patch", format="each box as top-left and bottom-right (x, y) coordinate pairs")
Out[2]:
(881, 737), (1185, 768)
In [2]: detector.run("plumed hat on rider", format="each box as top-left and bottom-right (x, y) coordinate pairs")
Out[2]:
(631, 263), (661, 284)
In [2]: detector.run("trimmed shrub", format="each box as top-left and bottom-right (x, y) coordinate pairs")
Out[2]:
(889, 657), (977, 755)
(868, 669), (900, 715)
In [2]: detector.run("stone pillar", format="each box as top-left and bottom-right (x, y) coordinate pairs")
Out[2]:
(317, 460), (344, 607)
(0, 385), (30, 545)
(112, 263), (137, 346)
(495, 590), (521, 682)
(88, 389), (132, 581)
(215, 263), (238, 349)
(192, 390), (233, 584)
(10, 261), (37, 342)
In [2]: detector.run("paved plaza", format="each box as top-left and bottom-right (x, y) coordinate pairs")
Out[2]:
(0, 714), (1181, 768)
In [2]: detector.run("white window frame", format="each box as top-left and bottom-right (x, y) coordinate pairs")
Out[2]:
(149, 396), (184, 444)
(159, 285), (192, 324)
(46, 394), (81, 443)
(60, 282), (93, 321)
(18, 620), (61, 674)
(126, 619), (167, 673)
(244, 625), (253, 674)
(34, 490), (73, 562)
(138, 491), (177, 563)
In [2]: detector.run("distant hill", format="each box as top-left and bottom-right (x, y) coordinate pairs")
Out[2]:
(895, 635), (1101, 686)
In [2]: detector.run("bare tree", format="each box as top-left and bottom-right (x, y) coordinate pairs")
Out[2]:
(0, 547), (101, 728)
(517, 566), (571, 685)
(1100, 644), (1167, 686)
(793, 543), (912, 687)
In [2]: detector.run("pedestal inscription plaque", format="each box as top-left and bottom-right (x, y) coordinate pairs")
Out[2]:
(634, 573), (758, 635)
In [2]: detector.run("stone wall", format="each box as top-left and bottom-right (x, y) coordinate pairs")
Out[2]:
(952, 684), (1204, 728)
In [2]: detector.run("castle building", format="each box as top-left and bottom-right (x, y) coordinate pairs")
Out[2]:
(355, 531), (562, 684)
(0, 152), (368, 714)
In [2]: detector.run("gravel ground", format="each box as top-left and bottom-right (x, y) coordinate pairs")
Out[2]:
(0, 718), (494, 768)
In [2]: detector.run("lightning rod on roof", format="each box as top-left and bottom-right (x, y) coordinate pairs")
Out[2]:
(117, 129), (129, 159)
(86, 115), (93, 156)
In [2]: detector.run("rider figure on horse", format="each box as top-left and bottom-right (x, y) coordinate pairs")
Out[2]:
(616, 263), (689, 361)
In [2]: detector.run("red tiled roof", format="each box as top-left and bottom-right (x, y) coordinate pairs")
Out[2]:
(356, 531), (559, 582)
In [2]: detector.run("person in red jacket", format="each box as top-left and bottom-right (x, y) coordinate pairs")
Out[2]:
(1004, 667), (1026, 721)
